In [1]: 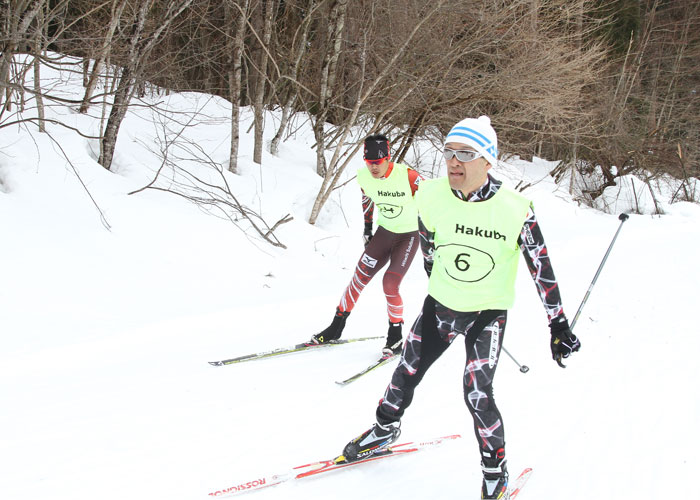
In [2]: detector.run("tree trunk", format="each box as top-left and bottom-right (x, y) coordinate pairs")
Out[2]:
(33, 1), (45, 132)
(270, 0), (317, 156)
(98, 63), (116, 162)
(99, 66), (134, 170)
(312, 0), (348, 176)
(570, 0), (583, 195)
(79, 0), (127, 114)
(395, 111), (427, 163)
(308, 0), (446, 224)
(98, 0), (151, 171)
(530, 0), (538, 30)
(0, 0), (42, 114)
(226, 0), (249, 174)
(253, 0), (275, 165)
(97, 0), (193, 170)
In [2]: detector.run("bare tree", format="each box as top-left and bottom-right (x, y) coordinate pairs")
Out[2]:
(224, 0), (250, 174)
(307, 0), (451, 224)
(571, 0), (700, 204)
(1, 0), (75, 127)
(310, 0), (347, 178)
(10, 0), (697, 222)
(0, 0), (42, 114)
(252, 0), (276, 165)
(32, 0), (45, 132)
(129, 112), (292, 248)
(99, 0), (194, 171)
(78, 0), (128, 114)
(269, 0), (320, 156)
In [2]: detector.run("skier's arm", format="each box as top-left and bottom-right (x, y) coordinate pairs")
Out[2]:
(362, 189), (374, 245)
(519, 206), (582, 365)
(418, 216), (435, 277)
(517, 205), (565, 323)
(407, 168), (423, 196)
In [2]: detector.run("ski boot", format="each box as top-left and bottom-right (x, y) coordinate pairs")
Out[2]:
(481, 448), (509, 499)
(382, 321), (403, 356)
(309, 308), (350, 345)
(341, 421), (401, 462)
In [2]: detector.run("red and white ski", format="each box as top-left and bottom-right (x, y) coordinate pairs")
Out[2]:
(207, 434), (461, 497)
(508, 467), (533, 499)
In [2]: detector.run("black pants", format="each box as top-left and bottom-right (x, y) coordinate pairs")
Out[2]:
(376, 295), (508, 454)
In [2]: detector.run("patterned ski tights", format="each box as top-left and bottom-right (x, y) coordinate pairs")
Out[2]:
(376, 295), (508, 454)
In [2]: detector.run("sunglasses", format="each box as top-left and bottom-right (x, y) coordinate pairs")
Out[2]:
(443, 148), (482, 162)
(364, 157), (387, 165)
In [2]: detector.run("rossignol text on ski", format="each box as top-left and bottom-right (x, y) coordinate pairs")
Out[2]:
(207, 434), (462, 497)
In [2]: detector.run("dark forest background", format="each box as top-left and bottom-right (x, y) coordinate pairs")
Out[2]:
(2, 0), (698, 219)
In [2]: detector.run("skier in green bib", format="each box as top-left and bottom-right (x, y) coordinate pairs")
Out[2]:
(339, 117), (581, 499)
(309, 134), (423, 355)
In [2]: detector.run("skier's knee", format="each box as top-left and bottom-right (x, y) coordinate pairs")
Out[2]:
(465, 388), (491, 412)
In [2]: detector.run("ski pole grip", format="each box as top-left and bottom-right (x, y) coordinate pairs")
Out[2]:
(619, 213), (629, 222)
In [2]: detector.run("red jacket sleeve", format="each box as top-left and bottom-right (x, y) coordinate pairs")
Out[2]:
(407, 168), (423, 196)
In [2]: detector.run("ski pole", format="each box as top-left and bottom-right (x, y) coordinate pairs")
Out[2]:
(502, 346), (529, 373)
(570, 213), (629, 330)
(557, 213), (629, 367)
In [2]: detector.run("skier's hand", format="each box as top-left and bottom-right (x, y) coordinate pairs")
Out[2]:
(549, 317), (580, 368)
(363, 230), (373, 247)
(423, 259), (432, 278)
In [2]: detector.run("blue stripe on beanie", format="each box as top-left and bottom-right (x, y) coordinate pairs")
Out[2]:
(445, 116), (499, 165)
(446, 127), (491, 147)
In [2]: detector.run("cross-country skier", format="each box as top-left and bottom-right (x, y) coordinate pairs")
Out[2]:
(339, 117), (581, 499)
(309, 134), (423, 355)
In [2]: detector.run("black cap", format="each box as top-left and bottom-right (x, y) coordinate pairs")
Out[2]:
(364, 134), (390, 161)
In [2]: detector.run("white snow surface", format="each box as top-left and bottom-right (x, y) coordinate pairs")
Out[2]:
(1, 56), (699, 500)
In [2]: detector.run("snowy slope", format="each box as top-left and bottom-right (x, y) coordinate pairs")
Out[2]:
(1, 55), (699, 500)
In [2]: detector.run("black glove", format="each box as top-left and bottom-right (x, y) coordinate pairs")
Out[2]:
(363, 223), (373, 247)
(549, 317), (580, 368)
(423, 259), (433, 278)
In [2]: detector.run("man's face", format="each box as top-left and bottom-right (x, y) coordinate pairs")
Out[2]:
(365, 158), (390, 178)
(444, 142), (491, 194)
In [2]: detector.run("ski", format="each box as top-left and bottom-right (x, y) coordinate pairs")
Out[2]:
(335, 352), (399, 386)
(508, 467), (533, 499)
(208, 336), (382, 366)
(207, 434), (461, 497)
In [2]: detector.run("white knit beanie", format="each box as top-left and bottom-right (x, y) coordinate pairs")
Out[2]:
(445, 116), (498, 166)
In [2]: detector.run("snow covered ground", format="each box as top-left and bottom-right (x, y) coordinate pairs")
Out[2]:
(1, 55), (699, 500)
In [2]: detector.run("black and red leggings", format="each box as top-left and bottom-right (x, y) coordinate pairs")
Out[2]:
(376, 295), (508, 454)
(338, 226), (418, 324)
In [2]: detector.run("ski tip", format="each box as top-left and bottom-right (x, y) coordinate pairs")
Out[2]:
(208, 361), (223, 366)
